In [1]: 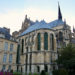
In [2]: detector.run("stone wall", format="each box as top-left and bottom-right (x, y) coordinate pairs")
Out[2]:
(19, 29), (58, 73)
(0, 38), (17, 71)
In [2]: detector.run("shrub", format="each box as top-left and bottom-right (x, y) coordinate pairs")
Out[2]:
(46, 72), (48, 75)
(59, 69), (68, 75)
(13, 72), (21, 75)
(52, 69), (59, 75)
(29, 72), (32, 75)
(52, 69), (68, 75)
(33, 72), (38, 75)
(40, 70), (46, 75)
(10, 69), (13, 73)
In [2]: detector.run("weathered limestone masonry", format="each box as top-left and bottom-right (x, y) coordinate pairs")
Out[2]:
(0, 38), (18, 71)
(19, 29), (58, 73)
(16, 4), (71, 73)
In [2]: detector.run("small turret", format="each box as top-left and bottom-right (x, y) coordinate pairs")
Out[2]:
(63, 19), (67, 30)
(64, 19), (66, 24)
(25, 14), (27, 19)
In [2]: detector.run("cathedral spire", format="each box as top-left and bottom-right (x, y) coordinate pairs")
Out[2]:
(58, 2), (62, 20)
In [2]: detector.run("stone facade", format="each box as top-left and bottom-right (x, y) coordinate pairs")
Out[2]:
(0, 38), (17, 71)
(3, 3), (73, 74)
(18, 22), (71, 73)
(18, 29), (58, 73)
(70, 27), (75, 46)
(16, 4), (72, 73)
(53, 23), (71, 49)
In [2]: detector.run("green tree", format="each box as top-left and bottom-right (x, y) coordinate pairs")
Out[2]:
(57, 44), (75, 74)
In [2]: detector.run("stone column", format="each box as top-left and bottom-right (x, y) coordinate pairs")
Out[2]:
(41, 32), (44, 51)
(20, 39), (22, 54)
(33, 34), (37, 51)
(54, 38), (57, 51)
(7, 53), (9, 70)
(24, 55), (26, 73)
(24, 37), (25, 53)
(48, 64), (50, 72)
(31, 34), (37, 73)
(31, 65), (35, 73)
(40, 65), (44, 72)
(22, 65), (25, 73)
(27, 47), (30, 73)
(49, 65), (53, 75)
(32, 53), (35, 73)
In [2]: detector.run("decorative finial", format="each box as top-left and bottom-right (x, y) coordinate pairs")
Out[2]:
(29, 17), (30, 21)
(64, 19), (66, 24)
(25, 14), (27, 19)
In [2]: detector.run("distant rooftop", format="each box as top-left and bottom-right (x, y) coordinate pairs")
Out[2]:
(0, 27), (11, 39)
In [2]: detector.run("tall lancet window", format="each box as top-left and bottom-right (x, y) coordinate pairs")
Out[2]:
(37, 33), (41, 50)
(59, 32), (63, 41)
(44, 32), (48, 50)
(21, 39), (24, 54)
(50, 34), (54, 50)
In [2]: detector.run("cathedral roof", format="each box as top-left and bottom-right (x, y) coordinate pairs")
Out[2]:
(20, 19), (64, 36)
(20, 4), (65, 37)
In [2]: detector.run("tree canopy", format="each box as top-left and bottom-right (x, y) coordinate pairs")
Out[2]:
(57, 44), (75, 70)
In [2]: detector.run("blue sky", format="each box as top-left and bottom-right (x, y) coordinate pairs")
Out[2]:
(0, 0), (75, 33)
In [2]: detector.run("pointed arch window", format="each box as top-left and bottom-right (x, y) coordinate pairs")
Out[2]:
(26, 47), (28, 72)
(59, 32), (63, 41)
(37, 33), (41, 50)
(44, 65), (48, 72)
(50, 34), (54, 50)
(37, 66), (40, 72)
(44, 32), (48, 50)
(21, 39), (24, 54)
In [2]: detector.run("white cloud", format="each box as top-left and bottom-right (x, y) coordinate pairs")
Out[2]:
(0, 7), (74, 34)
(0, 10), (25, 34)
(24, 7), (57, 22)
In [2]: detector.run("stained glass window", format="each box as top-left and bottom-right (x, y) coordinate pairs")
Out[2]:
(50, 34), (54, 50)
(37, 66), (40, 72)
(44, 65), (48, 72)
(22, 39), (24, 54)
(59, 32), (63, 41)
(37, 33), (41, 50)
(44, 32), (48, 50)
